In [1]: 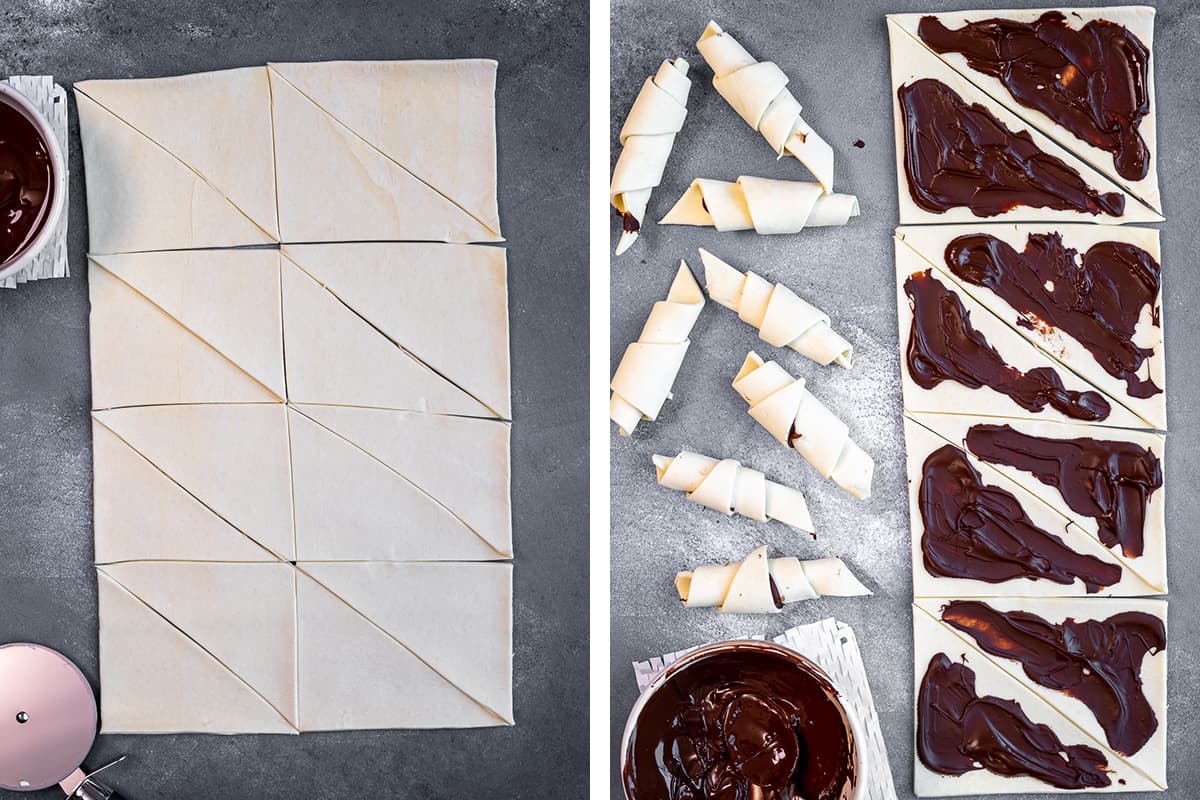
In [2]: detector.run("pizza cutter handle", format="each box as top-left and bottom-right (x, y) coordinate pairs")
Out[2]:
(72, 777), (126, 800)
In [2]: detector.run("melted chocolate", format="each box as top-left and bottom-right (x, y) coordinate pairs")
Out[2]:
(0, 102), (54, 265)
(623, 646), (855, 800)
(898, 78), (1124, 217)
(918, 12), (1151, 181)
(918, 653), (1112, 789)
(965, 423), (1162, 558)
(941, 600), (1165, 756)
(622, 210), (640, 234)
(918, 444), (1121, 592)
(945, 232), (1161, 398)
(904, 269), (1111, 421)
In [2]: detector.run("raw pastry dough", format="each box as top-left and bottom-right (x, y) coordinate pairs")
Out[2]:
(610, 261), (705, 435)
(652, 451), (813, 533)
(661, 177), (859, 234)
(732, 352), (874, 499)
(700, 247), (852, 367)
(696, 21), (835, 191)
(610, 58), (692, 255)
(676, 545), (869, 614)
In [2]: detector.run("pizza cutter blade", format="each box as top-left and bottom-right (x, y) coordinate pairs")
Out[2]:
(0, 643), (127, 799)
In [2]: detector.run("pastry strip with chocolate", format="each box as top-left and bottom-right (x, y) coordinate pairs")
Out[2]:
(676, 545), (868, 614)
(660, 176), (859, 234)
(652, 451), (813, 533)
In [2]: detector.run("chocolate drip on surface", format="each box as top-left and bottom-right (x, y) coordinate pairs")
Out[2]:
(897, 78), (1124, 217)
(945, 232), (1161, 398)
(918, 653), (1112, 789)
(0, 102), (54, 265)
(941, 600), (1165, 756)
(904, 269), (1111, 421)
(966, 423), (1162, 558)
(918, 12), (1151, 181)
(918, 444), (1120, 592)
(623, 646), (856, 800)
(621, 210), (640, 233)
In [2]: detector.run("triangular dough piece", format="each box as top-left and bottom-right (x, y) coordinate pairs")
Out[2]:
(903, 416), (1161, 597)
(896, 224), (1164, 429)
(895, 241), (1146, 429)
(915, 597), (1167, 785)
(90, 250), (286, 399)
(296, 404), (510, 555)
(75, 92), (274, 254)
(912, 605), (1160, 795)
(288, 408), (506, 560)
(269, 70), (499, 244)
(97, 571), (295, 734)
(268, 60), (500, 238)
(280, 257), (493, 416)
(909, 411), (1166, 592)
(75, 67), (279, 238)
(100, 562), (297, 726)
(888, 8), (1161, 212)
(302, 561), (512, 724)
(295, 570), (507, 730)
(88, 263), (276, 408)
(92, 420), (274, 563)
(284, 242), (510, 418)
(93, 404), (295, 560)
(887, 20), (1161, 226)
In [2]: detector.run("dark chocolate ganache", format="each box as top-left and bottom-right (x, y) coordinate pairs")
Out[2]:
(945, 232), (1161, 398)
(918, 12), (1151, 181)
(904, 269), (1111, 421)
(897, 78), (1124, 217)
(918, 444), (1121, 593)
(940, 600), (1165, 756)
(966, 423), (1162, 558)
(918, 652), (1112, 789)
(623, 645), (856, 800)
(0, 101), (54, 265)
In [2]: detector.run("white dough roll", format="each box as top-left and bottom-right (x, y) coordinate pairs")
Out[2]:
(660, 177), (858, 235)
(733, 352), (873, 499)
(676, 545), (870, 614)
(652, 450), (813, 533)
(610, 262), (705, 435)
(699, 248), (852, 367)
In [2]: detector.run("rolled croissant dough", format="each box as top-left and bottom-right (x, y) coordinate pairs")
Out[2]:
(653, 451), (813, 533)
(661, 176), (859, 234)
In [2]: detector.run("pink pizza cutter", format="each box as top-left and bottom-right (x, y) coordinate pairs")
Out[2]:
(0, 643), (126, 799)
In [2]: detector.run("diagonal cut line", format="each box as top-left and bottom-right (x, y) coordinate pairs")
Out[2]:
(289, 405), (509, 559)
(296, 567), (510, 725)
(285, 400), (511, 423)
(267, 67), (502, 241)
(98, 567), (299, 732)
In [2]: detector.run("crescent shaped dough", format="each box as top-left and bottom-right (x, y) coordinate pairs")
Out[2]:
(675, 545), (869, 614)
(660, 176), (858, 234)
(610, 261), (705, 435)
(697, 21), (835, 191)
(610, 58), (692, 256)
(699, 248), (852, 368)
(652, 451), (813, 533)
(732, 351), (874, 499)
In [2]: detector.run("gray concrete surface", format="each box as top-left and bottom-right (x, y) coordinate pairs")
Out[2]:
(610, 1), (1200, 798)
(0, 1), (588, 798)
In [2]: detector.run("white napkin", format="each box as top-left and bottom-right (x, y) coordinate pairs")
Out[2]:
(631, 617), (898, 800)
(1, 75), (69, 289)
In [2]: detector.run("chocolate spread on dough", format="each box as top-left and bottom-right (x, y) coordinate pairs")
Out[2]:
(622, 210), (640, 233)
(0, 102), (54, 265)
(940, 600), (1165, 756)
(918, 444), (1121, 593)
(945, 232), (1161, 398)
(897, 78), (1124, 217)
(623, 645), (856, 800)
(918, 12), (1152, 181)
(918, 652), (1112, 789)
(904, 269), (1111, 421)
(965, 423), (1162, 558)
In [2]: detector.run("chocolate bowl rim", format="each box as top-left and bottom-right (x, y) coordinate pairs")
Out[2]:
(619, 638), (866, 800)
(0, 82), (67, 282)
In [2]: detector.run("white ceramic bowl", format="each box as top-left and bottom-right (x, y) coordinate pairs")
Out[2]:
(620, 639), (867, 800)
(0, 83), (66, 283)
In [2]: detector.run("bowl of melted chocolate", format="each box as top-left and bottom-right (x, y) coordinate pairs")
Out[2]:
(0, 83), (64, 280)
(621, 641), (862, 800)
